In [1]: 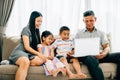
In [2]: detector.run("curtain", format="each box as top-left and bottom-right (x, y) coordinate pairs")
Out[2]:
(5, 0), (120, 52)
(0, 0), (14, 61)
(90, 0), (120, 52)
(6, 0), (85, 36)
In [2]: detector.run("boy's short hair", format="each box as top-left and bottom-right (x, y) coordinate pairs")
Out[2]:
(83, 10), (95, 17)
(60, 26), (70, 34)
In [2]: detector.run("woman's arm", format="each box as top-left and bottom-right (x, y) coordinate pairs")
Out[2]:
(22, 35), (43, 56)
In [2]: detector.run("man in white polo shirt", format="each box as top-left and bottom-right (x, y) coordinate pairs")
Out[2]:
(75, 10), (120, 80)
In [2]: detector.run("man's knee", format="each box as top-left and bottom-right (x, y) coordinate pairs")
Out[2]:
(84, 56), (99, 67)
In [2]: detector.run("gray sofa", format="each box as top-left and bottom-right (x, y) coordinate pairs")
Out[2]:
(0, 35), (117, 80)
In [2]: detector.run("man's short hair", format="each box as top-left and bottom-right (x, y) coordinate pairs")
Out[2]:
(83, 10), (95, 17)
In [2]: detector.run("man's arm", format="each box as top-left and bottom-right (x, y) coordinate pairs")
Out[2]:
(96, 43), (110, 59)
(102, 43), (110, 54)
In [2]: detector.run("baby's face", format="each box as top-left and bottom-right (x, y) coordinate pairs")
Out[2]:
(44, 35), (54, 45)
(60, 30), (70, 41)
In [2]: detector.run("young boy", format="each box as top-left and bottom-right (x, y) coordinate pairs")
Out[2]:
(52, 26), (87, 79)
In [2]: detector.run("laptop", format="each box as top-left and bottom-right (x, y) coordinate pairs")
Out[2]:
(73, 37), (100, 57)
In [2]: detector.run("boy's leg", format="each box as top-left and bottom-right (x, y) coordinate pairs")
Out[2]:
(78, 56), (104, 80)
(70, 58), (87, 78)
(99, 52), (120, 80)
(60, 57), (77, 79)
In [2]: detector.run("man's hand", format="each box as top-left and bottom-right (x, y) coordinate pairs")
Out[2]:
(96, 43), (110, 59)
(95, 51), (107, 59)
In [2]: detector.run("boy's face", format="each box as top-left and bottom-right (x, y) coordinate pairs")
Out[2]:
(60, 30), (70, 41)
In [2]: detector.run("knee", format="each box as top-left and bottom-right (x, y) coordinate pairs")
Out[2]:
(30, 56), (44, 66)
(17, 57), (30, 68)
(60, 57), (67, 62)
(70, 58), (79, 63)
(85, 56), (99, 67)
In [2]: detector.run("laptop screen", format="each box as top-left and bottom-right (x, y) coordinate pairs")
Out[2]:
(73, 37), (100, 57)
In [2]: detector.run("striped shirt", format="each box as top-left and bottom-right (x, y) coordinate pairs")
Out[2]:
(52, 39), (74, 57)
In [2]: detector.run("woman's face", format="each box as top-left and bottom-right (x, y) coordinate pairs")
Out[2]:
(35, 16), (43, 29)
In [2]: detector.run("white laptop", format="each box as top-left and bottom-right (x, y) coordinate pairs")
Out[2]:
(73, 37), (100, 57)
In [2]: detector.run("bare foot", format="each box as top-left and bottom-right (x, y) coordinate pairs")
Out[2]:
(69, 74), (77, 79)
(51, 69), (60, 77)
(59, 68), (66, 76)
(77, 73), (87, 78)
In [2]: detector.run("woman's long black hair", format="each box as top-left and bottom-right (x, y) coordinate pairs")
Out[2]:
(29, 11), (42, 50)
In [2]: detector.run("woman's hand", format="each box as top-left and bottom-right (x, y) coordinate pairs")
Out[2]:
(37, 53), (46, 63)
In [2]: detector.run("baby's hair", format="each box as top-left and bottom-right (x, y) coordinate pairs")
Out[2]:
(59, 26), (70, 34)
(41, 30), (53, 42)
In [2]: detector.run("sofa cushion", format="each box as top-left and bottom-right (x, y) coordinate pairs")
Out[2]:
(2, 36), (20, 60)
(2, 33), (112, 60)
(0, 63), (116, 78)
(0, 65), (68, 80)
(1, 34), (116, 80)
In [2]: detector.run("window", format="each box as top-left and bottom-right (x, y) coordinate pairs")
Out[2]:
(6, 0), (120, 52)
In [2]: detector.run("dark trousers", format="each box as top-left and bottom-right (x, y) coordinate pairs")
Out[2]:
(78, 52), (120, 80)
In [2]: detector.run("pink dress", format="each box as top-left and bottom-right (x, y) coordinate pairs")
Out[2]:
(37, 44), (65, 76)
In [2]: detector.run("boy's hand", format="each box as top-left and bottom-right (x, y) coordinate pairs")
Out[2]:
(68, 49), (74, 55)
(67, 51), (74, 57)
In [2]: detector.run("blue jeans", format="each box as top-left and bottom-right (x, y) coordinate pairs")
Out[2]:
(78, 52), (120, 80)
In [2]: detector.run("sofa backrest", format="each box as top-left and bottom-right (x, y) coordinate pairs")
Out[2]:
(2, 33), (112, 60)
(2, 36), (20, 60)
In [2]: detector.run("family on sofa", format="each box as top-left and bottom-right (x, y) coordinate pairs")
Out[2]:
(5, 10), (120, 80)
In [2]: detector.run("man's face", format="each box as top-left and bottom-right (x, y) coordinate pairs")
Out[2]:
(83, 15), (96, 29)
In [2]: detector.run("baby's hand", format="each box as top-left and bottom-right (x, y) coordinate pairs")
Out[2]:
(47, 56), (54, 60)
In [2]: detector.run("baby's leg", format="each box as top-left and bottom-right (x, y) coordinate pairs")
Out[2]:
(46, 60), (60, 77)
(51, 69), (60, 77)
(58, 68), (66, 76)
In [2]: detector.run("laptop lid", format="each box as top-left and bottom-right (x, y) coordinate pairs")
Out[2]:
(73, 37), (100, 57)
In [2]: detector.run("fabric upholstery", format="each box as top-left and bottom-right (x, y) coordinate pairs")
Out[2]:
(0, 35), (117, 80)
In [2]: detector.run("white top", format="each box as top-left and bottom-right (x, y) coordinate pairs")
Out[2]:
(52, 39), (74, 57)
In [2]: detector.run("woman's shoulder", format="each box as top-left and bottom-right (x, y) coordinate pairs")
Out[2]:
(22, 26), (30, 32)
(21, 26), (31, 36)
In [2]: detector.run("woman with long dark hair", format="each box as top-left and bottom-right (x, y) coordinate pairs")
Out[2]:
(9, 11), (46, 80)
